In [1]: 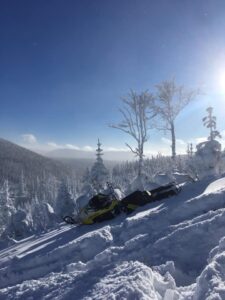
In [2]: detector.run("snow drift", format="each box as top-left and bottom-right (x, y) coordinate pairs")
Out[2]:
(1, 176), (225, 299)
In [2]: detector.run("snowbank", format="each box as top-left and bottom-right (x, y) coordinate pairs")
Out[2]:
(81, 261), (178, 300)
(203, 177), (225, 194)
(193, 236), (225, 300)
(1, 176), (225, 299)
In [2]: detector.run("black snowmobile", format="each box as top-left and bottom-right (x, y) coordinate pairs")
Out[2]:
(63, 182), (181, 225)
(120, 182), (181, 214)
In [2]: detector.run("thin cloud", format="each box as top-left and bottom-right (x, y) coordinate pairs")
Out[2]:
(21, 134), (37, 145)
(161, 137), (186, 146)
(65, 144), (80, 150)
(176, 139), (186, 145)
(161, 137), (171, 145)
(105, 147), (128, 152)
(194, 137), (207, 144)
(83, 146), (94, 151)
(47, 142), (80, 150)
(220, 129), (225, 138)
(47, 142), (61, 148)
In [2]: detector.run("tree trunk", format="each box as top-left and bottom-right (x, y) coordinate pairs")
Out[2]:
(138, 143), (144, 176)
(138, 156), (143, 177)
(171, 121), (176, 160)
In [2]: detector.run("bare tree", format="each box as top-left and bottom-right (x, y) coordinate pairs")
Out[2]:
(110, 90), (155, 176)
(154, 79), (199, 160)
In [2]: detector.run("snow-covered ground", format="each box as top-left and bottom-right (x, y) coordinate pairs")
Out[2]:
(1, 176), (225, 299)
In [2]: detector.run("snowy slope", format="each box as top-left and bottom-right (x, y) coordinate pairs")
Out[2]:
(1, 176), (225, 299)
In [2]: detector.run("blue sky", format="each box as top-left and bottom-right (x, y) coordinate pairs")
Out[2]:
(1, 0), (225, 156)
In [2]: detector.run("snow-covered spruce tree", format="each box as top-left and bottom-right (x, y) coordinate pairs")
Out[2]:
(81, 167), (92, 193)
(90, 139), (109, 192)
(195, 107), (222, 177)
(3, 209), (33, 240)
(55, 181), (75, 219)
(154, 79), (199, 160)
(15, 170), (32, 209)
(0, 177), (35, 240)
(110, 90), (155, 177)
(0, 180), (15, 231)
(31, 195), (57, 232)
(187, 143), (194, 158)
(202, 106), (221, 141)
(83, 167), (91, 182)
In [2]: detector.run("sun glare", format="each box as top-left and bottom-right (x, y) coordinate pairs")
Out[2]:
(218, 70), (225, 94)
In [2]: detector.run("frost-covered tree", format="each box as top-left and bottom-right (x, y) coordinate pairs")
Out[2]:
(0, 180), (15, 229)
(154, 79), (199, 160)
(195, 107), (222, 178)
(195, 140), (222, 177)
(110, 90), (155, 176)
(15, 170), (32, 209)
(90, 139), (109, 192)
(19, 170), (26, 195)
(187, 143), (194, 158)
(81, 168), (91, 190)
(202, 107), (221, 141)
(31, 195), (57, 231)
(55, 181), (75, 219)
(3, 209), (32, 239)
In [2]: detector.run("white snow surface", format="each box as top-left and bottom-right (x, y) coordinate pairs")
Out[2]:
(1, 176), (225, 299)
(203, 177), (225, 194)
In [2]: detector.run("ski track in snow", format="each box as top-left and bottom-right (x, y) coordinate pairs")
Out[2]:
(1, 176), (225, 299)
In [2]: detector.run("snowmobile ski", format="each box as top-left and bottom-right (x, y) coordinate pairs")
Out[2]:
(63, 216), (78, 225)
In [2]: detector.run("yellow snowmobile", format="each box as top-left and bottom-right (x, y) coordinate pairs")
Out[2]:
(63, 182), (181, 225)
(63, 193), (120, 225)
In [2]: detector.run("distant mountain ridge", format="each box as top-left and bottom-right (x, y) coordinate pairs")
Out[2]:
(46, 148), (135, 161)
(0, 138), (71, 185)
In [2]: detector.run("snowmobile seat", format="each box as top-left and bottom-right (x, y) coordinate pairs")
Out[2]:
(88, 193), (112, 209)
(149, 183), (180, 200)
(121, 190), (152, 207)
(120, 190), (152, 213)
